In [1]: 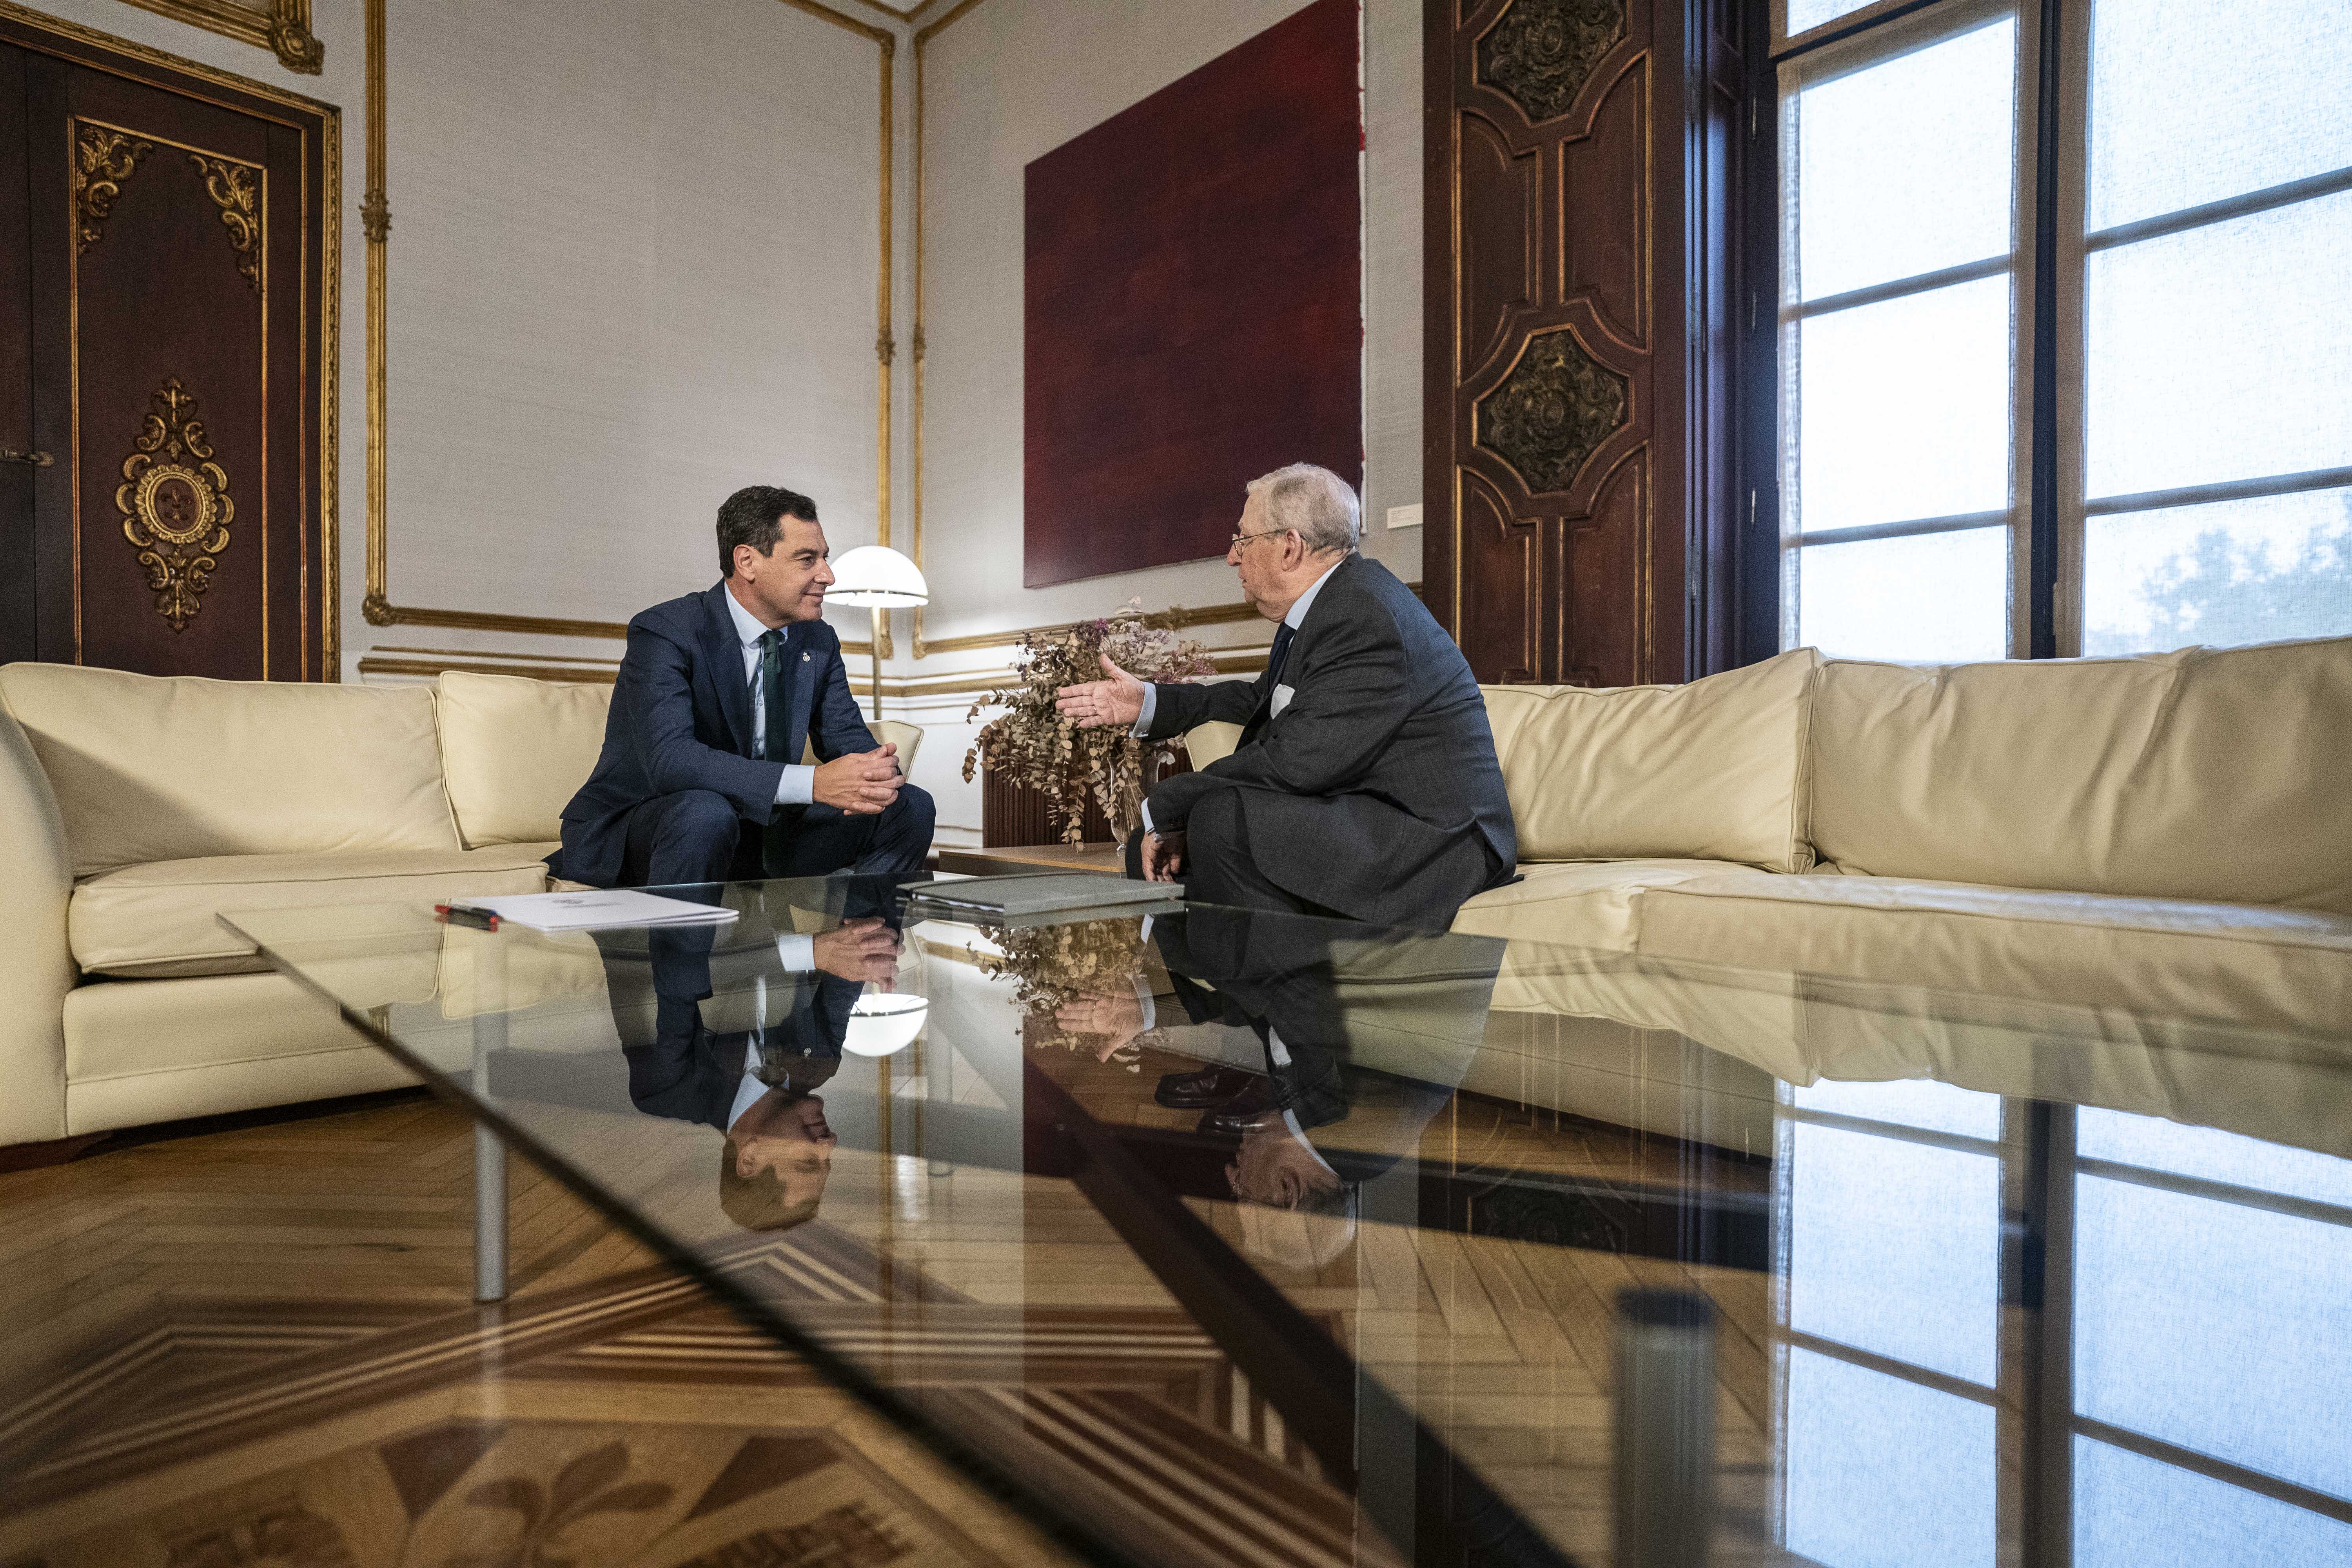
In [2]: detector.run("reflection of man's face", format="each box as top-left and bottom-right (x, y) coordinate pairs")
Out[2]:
(732, 1091), (837, 1210)
(1227, 1120), (1342, 1210)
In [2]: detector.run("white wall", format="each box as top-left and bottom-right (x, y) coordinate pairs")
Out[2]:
(899, 0), (1423, 841)
(23, 0), (1421, 851)
(384, 0), (887, 627)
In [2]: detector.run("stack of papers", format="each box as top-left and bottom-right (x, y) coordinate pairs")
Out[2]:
(461, 890), (740, 933)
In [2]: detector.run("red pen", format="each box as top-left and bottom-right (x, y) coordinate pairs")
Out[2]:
(435, 903), (501, 931)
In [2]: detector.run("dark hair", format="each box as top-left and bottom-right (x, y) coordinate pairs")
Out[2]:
(717, 485), (819, 577)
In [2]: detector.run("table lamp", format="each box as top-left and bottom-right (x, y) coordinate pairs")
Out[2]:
(825, 544), (928, 719)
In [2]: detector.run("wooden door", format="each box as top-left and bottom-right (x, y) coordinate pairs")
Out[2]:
(1424, 0), (1755, 686)
(0, 11), (334, 678)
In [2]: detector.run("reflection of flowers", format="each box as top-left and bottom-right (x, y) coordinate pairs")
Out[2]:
(973, 917), (1157, 1066)
(445, 1441), (671, 1568)
(962, 599), (1216, 846)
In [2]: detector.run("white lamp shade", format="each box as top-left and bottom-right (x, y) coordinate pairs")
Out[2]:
(843, 992), (928, 1057)
(826, 545), (929, 608)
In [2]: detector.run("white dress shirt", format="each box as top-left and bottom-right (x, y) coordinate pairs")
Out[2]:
(723, 585), (817, 808)
(727, 962), (824, 1130)
(1136, 555), (1345, 835)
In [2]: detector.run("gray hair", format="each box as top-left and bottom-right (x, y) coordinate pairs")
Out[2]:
(1245, 463), (1361, 557)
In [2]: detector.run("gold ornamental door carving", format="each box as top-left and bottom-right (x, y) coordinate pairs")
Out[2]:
(2, 9), (336, 679)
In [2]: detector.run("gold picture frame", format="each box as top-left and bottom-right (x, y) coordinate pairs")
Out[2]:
(111, 0), (322, 74)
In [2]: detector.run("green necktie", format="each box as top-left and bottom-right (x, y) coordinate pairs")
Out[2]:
(756, 628), (788, 761)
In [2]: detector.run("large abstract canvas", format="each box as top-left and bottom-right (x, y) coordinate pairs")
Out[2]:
(1023, 0), (1362, 588)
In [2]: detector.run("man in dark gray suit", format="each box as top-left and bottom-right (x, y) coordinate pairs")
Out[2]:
(1056, 464), (1516, 931)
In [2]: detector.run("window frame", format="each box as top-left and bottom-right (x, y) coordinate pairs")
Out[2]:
(1761, 0), (2352, 663)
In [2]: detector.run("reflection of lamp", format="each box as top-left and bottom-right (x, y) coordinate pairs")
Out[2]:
(826, 545), (929, 720)
(844, 991), (927, 1057)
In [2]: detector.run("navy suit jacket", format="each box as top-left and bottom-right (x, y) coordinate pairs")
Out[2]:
(559, 581), (880, 889)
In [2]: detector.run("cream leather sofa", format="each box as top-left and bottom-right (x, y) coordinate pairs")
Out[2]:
(1438, 636), (2352, 1039)
(0, 664), (920, 1151)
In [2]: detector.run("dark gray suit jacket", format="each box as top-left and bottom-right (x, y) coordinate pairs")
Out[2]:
(1140, 554), (1516, 927)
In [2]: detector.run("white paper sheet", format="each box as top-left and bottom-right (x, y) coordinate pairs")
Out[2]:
(461, 889), (740, 932)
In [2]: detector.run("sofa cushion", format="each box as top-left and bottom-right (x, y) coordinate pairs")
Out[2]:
(1480, 648), (1821, 872)
(436, 672), (614, 848)
(1635, 872), (2352, 1035)
(0, 663), (459, 876)
(62, 971), (426, 1113)
(1451, 858), (1769, 950)
(1808, 635), (2352, 913)
(69, 845), (558, 979)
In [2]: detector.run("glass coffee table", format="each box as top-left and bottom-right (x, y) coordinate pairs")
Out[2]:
(223, 875), (2352, 1568)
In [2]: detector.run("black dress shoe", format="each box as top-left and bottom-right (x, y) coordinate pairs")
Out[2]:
(1198, 1075), (1287, 1136)
(1154, 1066), (1258, 1109)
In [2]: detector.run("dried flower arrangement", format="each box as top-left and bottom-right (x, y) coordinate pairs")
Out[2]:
(961, 599), (1218, 846)
(970, 914), (1160, 1065)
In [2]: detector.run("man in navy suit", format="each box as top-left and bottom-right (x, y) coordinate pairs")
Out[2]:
(558, 485), (935, 889)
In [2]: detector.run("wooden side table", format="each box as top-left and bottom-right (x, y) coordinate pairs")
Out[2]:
(933, 841), (1127, 878)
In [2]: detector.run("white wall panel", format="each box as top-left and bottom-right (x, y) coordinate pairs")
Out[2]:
(387, 0), (884, 623)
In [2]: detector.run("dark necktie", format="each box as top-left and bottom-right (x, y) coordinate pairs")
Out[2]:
(1265, 621), (1298, 691)
(756, 628), (789, 761)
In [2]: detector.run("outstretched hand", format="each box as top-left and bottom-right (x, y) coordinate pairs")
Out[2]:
(1055, 655), (1147, 730)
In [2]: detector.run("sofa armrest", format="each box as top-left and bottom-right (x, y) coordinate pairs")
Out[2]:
(0, 689), (77, 1145)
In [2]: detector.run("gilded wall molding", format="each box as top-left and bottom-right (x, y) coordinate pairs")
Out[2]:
(356, 640), (1279, 699)
(360, 0), (901, 648)
(908, 0), (990, 658)
(111, 0), (321, 74)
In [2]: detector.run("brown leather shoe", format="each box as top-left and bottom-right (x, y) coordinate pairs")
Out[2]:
(1154, 1066), (1258, 1109)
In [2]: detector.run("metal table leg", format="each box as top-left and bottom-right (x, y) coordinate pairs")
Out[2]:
(472, 928), (509, 1303)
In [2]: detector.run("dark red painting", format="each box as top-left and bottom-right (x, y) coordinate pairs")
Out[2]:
(1023, 0), (1362, 588)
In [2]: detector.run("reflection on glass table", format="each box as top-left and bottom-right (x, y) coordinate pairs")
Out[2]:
(225, 878), (2352, 1568)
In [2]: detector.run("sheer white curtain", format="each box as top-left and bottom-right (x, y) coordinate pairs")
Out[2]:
(2076, 0), (2352, 654)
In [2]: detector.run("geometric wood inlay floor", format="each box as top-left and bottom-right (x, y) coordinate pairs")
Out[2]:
(1, 1048), (1793, 1568)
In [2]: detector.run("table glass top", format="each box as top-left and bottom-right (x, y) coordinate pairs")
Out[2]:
(223, 876), (2352, 1568)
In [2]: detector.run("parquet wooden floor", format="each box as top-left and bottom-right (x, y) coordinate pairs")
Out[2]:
(0, 1089), (1080, 1568)
(2, 1042), (1798, 1568)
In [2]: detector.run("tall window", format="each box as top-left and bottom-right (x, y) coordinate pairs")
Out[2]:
(1775, 0), (2352, 661)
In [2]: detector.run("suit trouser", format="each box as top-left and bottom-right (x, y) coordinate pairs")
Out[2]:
(1128, 787), (1497, 931)
(619, 784), (935, 888)
(1125, 790), (1350, 920)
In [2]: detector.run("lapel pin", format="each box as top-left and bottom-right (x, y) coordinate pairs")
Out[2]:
(801, 652), (809, 662)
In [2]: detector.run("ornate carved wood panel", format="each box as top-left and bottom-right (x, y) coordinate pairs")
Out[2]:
(1426, 0), (1756, 686)
(2, 11), (333, 678)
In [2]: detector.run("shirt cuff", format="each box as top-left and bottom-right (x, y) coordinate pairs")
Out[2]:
(1131, 684), (1158, 737)
(1129, 972), (1156, 1033)
(774, 764), (815, 807)
(774, 934), (816, 972)
(1140, 800), (1154, 837)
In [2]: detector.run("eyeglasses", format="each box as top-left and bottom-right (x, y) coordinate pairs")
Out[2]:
(1227, 528), (1292, 552)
